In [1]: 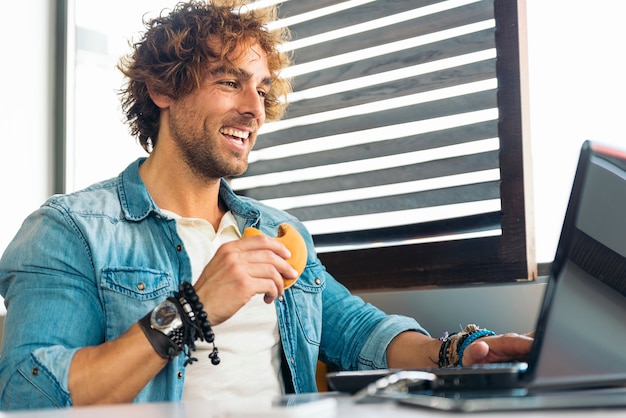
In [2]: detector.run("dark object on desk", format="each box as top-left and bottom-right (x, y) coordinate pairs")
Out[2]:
(327, 370), (395, 394)
(327, 363), (526, 394)
(328, 140), (626, 398)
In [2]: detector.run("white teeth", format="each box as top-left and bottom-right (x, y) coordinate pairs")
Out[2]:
(220, 128), (250, 140)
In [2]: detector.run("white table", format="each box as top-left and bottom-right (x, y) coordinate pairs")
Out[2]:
(1, 393), (625, 418)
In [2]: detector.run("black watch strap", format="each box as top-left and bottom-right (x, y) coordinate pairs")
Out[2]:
(138, 307), (183, 360)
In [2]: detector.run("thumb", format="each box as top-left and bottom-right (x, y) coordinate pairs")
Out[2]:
(461, 340), (489, 366)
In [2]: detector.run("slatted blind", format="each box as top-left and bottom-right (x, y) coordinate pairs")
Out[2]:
(232, 0), (534, 289)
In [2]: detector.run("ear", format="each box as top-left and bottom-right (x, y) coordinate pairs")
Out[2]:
(146, 82), (172, 109)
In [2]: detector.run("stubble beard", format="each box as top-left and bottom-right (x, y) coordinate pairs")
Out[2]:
(170, 114), (250, 182)
(179, 136), (249, 181)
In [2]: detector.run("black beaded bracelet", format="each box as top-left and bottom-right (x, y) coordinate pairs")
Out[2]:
(437, 331), (454, 368)
(175, 282), (220, 366)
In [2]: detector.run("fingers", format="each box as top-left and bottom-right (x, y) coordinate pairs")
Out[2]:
(237, 234), (300, 282)
(241, 259), (287, 299)
(193, 234), (300, 324)
(238, 232), (292, 258)
(461, 333), (534, 366)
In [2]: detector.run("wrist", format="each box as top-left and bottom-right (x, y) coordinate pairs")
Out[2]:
(137, 297), (185, 360)
(137, 283), (220, 366)
(438, 324), (496, 367)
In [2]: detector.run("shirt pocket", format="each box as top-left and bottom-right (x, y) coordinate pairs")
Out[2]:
(100, 267), (174, 340)
(287, 263), (326, 345)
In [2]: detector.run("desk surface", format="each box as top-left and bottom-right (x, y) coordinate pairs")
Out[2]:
(1, 393), (625, 418)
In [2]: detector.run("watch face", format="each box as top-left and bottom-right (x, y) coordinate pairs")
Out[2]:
(151, 300), (183, 333)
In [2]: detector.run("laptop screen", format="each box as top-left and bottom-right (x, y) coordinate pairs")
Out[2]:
(527, 141), (626, 390)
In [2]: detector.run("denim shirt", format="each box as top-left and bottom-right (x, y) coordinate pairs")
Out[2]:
(0, 158), (426, 410)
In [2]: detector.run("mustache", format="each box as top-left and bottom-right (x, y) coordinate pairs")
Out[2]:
(223, 117), (259, 131)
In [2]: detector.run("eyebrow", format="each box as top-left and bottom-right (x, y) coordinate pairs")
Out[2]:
(210, 66), (273, 88)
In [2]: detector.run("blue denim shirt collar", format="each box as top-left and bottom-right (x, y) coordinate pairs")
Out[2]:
(118, 158), (156, 221)
(218, 179), (261, 231)
(118, 157), (261, 231)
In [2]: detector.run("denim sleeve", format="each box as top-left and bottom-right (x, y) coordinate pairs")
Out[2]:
(319, 268), (430, 371)
(0, 205), (104, 410)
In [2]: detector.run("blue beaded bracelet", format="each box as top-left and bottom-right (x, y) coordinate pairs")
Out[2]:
(458, 329), (496, 366)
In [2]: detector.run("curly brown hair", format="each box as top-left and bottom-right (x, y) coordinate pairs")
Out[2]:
(118, 0), (292, 152)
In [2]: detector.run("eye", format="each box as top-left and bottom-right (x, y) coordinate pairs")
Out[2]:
(257, 90), (267, 99)
(220, 80), (238, 89)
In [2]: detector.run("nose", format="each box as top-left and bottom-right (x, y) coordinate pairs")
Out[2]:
(237, 86), (265, 122)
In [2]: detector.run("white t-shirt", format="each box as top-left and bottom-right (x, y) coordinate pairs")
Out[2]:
(161, 210), (283, 401)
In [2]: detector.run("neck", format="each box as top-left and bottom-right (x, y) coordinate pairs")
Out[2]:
(139, 150), (226, 229)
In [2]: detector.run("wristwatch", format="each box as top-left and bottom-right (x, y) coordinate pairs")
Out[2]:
(150, 299), (183, 336)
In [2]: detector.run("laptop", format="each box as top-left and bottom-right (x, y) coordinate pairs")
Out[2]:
(327, 140), (626, 408)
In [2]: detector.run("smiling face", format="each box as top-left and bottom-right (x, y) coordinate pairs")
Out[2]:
(161, 42), (272, 181)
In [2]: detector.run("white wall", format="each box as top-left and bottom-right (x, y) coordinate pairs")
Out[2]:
(526, 0), (626, 263)
(1, 0), (54, 257)
(0, 1), (625, 335)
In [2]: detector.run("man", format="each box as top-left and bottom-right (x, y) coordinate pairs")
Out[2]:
(0, 0), (532, 410)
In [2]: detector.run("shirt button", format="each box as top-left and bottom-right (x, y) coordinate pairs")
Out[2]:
(290, 358), (295, 364)
(278, 296), (284, 302)
(176, 244), (183, 252)
(314, 278), (321, 285)
(177, 371), (183, 379)
(31, 367), (40, 376)
(137, 282), (146, 291)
